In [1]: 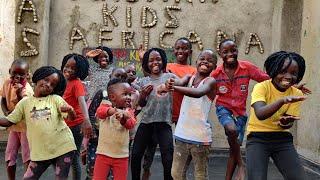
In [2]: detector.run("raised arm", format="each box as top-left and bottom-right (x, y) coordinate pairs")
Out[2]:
(173, 78), (216, 98)
(252, 96), (306, 120)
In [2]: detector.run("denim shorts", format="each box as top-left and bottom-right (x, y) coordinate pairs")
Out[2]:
(216, 105), (248, 144)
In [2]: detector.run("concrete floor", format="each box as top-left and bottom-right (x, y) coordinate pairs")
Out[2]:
(0, 151), (319, 180)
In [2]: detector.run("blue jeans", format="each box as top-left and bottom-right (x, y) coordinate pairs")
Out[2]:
(70, 124), (83, 180)
(216, 105), (247, 144)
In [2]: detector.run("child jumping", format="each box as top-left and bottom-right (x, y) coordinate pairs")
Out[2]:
(61, 53), (93, 180)
(211, 39), (270, 180)
(246, 51), (307, 180)
(1, 59), (33, 180)
(169, 49), (217, 180)
(93, 78), (136, 180)
(0, 66), (77, 179)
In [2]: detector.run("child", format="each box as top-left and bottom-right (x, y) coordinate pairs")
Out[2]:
(169, 49), (217, 180)
(85, 67), (127, 179)
(131, 48), (187, 180)
(61, 53), (93, 180)
(246, 51), (307, 180)
(167, 37), (196, 123)
(86, 46), (114, 100)
(1, 59), (33, 180)
(0, 66), (77, 179)
(211, 39), (270, 180)
(93, 78), (136, 180)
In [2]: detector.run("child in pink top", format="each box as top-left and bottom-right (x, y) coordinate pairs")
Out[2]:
(1, 59), (33, 180)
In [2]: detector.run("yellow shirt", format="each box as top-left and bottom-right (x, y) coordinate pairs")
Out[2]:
(246, 80), (303, 134)
(1, 79), (34, 132)
(7, 95), (76, 161)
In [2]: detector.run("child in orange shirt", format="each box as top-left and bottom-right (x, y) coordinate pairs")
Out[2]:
(1, 59), (33, 180)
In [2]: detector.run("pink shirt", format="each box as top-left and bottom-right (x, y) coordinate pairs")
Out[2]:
(211, 60), (269, 116)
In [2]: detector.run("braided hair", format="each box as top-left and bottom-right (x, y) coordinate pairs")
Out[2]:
(141, 48), (167, 74)
(175, 37), (192, 50)
(32, 66), (66, 96)
(61, 53), (89, 80)
(93, 46), (113, 64)
(264, 51), (306, 83)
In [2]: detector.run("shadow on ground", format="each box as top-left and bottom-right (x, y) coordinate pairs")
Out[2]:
(0, 151), (319, 179)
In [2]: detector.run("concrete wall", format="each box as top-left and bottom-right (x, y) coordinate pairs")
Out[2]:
(297, 0), (320, 164)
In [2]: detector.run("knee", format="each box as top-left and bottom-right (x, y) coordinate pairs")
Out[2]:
(171, 166), (182, 180)
(225, 127), (238, 139)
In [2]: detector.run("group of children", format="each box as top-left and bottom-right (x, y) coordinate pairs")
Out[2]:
(0, 37), (311, 180)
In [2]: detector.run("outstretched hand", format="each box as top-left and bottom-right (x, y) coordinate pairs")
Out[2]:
(60, 104), (73, 113)
(294, 83), (312, 95)
(138, 44), (146, 61)
(165, 78), (175, 91)
(140, 84), (153, 99)
(283, 96), (307, 104)
(278, 115), (300, 129)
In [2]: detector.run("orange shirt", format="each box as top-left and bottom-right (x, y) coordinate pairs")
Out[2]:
(167, 63), (196, 122)
(63, 79), (86, 127)
(1, 78), (33, 131)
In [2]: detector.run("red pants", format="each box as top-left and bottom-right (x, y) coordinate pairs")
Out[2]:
(93, 154), (128, 180)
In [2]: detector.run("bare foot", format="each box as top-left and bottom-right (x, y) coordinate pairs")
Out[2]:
(235, 164), (246, 180)
(142, 169), (151, 180)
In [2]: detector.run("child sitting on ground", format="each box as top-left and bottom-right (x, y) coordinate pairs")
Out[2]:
(93, 78), (136, 180)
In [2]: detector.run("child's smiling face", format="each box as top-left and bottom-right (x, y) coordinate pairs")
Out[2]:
(219, 40), (238, 67)
(196, 50), (217, 75)
(98, 51), (109, 69)
(10, 64), (28, 85)
(272, 58), (299, 92)
(174, 39), (191, 64)
(35, 73), (59, 97)
(63, 58), (77, 80)
(148, 50), (163, 75)
(109, 83), (132, 109)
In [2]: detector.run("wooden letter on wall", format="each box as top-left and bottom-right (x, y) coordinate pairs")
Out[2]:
(126, 7), (132, 28)
(165, 6), (181, 28)
(69, 27), (88, 50)
(102, 3), (118, 27)
(215, 30), (236, 51)
(121, 31), (136, 48)
(141, 6), (158, 28)
(159, 30), (174, 49)
(20, 27), (39, 57)
(245, 33), (264, 54)
(187, 30), (204, 50)
(17, 0), (38, 23)
(99, 27), (112, 46)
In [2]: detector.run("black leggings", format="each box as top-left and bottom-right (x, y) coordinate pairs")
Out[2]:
(23, 151), (75, 180)
(131, 122), (173, 180)
(246, 133), (305, 180)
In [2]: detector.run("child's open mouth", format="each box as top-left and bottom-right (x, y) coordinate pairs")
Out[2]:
(199, 64), (208, 71)
(280, 80), (291, 86)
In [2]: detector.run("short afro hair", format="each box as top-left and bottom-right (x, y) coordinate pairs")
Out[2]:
(32, 66), (66, 96)
(61, 53), (89, 80)
(93, 46), (113, 64)
(141, 48), (167, 74)
(264, 51), (306, 84)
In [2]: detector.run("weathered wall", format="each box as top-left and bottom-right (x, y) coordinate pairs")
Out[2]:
(6, 0), (320, 151)
(297, 0), (320, 164)
(47, 0), (274, 147)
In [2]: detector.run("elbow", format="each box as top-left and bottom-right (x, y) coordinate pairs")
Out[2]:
(255, 113), (268, 120)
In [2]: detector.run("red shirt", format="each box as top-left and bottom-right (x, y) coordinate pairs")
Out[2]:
(96, 104), (136, 129)
(167, 63), (196, 122)
(63, 79), (86, 127)
(211, 60), (269, 116)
